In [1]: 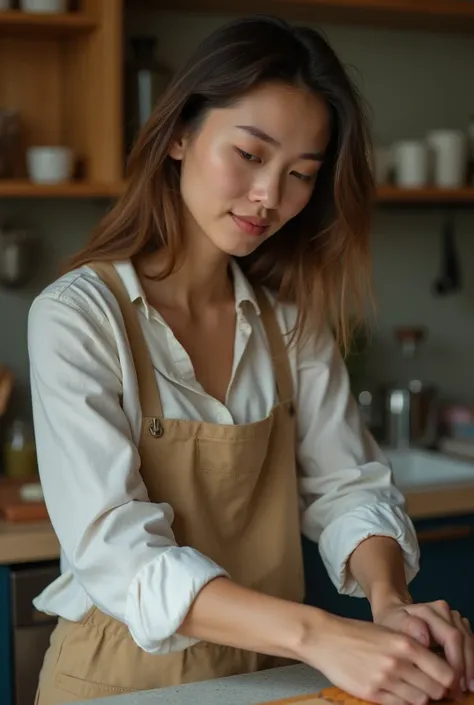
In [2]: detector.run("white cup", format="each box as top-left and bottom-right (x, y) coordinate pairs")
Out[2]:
(26, 146), (74, 184)
(0, 0), (13, 10)
(20, 0), (67, 12)
(393, 140), (429, 188)
(426, 129), (467, 188)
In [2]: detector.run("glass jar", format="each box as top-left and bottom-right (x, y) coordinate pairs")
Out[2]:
(3, 418), (37, 479)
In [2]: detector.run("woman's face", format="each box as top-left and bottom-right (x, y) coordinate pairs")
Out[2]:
(170, 81), (332, 258)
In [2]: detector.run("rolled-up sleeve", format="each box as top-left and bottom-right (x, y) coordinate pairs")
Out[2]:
(296, 325), (419, 597)
(28, 296), (227, 654)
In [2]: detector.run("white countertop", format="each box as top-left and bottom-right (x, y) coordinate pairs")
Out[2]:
(77, 664), (330, 705)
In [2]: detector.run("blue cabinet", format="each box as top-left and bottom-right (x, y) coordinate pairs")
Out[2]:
(303, 513), (474, 623)
(0, 567), (12, 705)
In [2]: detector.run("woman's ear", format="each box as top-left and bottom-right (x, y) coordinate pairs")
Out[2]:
(168, 131), (189, 161)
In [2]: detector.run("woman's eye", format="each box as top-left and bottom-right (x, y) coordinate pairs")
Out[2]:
(292, 172), (314, 183)
(236, 148), (259, 162)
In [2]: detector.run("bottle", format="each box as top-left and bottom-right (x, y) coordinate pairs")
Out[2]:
(125, 36), (172, 152)
(3, 418), (37, 479)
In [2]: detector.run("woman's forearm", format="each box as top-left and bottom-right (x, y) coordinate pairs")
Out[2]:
(348, 535), (413, 619)
(178, 576), (329, 659)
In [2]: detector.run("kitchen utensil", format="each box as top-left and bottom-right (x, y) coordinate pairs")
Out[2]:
(381, 327), (438, 449)
(433, 219), (461, 296)
(393, 140), (429, 187)
(20, 0), (67, 12)
(427, 129), (467, 188)
(0, 225), (38, 288)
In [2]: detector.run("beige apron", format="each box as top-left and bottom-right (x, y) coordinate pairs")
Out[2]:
(35, 262), (304, 704)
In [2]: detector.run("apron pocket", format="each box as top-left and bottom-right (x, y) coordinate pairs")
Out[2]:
(55, 672), (136, 699)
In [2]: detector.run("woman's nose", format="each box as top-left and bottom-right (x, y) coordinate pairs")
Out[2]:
(248, 171), (283, 210)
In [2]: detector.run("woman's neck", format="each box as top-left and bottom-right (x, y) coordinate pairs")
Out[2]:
(138, 244), (233, 313)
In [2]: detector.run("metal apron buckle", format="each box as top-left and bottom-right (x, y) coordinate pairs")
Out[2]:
(149, 417), (164, 438)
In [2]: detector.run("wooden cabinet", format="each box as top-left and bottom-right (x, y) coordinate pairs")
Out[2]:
(0, 0), (124, 198)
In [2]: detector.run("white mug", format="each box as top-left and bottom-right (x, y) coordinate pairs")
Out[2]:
(20, 0), (67, 13)
(0, 0), (13, 10)
(393, 140), (429, 188)
(426, 129), (467, 188)
(26, 146), (74, 184)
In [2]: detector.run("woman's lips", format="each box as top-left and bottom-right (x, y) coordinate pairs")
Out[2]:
(231, 214), (269, 237)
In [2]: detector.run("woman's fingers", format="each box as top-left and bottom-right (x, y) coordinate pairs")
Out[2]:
(452, 610), (474, 692)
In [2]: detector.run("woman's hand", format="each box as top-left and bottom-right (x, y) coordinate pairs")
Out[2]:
(303, 612), (454, 705)
(373, 599), (474, 697)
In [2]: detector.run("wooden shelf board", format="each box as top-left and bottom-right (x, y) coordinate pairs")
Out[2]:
(0, 10), (96, 38)
(376, 186), (474, 204)
(146, 0), (474, 32)
(0, 180), (124, 198)
(0, 182), (472, 203)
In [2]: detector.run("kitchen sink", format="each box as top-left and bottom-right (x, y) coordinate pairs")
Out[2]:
(383, 448), (474, 489)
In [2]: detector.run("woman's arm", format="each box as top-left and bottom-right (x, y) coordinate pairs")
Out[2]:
(28, 292), (227, 655)
(293, 320), (419, 596)
(348, 535), (412, 619)
(179, 576), (453, 703)
(291, 320), (469, 696)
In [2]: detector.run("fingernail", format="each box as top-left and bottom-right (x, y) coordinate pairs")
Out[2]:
(469, 680), (474, 692)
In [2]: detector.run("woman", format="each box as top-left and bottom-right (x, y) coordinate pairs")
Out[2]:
(30, 15), (472, 705)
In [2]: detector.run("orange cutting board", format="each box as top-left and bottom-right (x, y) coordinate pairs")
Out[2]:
(257, 686), (471, 705)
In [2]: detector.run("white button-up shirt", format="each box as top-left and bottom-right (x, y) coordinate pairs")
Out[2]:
(28, 259), (419, 655)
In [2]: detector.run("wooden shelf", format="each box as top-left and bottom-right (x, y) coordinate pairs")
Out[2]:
(2, 182), (473, 203)
(0, 10), (96, 38)
(148, 0), (474, 32)
(0, 180), (124, 198)
(376, 186), (474, 204)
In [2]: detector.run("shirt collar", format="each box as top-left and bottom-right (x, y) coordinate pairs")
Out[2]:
(113, 260), (153, 319)
(229, 259), (261, 316)
(112, 258), (261, 319)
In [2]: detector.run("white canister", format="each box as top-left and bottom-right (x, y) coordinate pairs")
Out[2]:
(393, 140), (429, 188)
(426, 129), (467, 188)
(26, 146), (74, 184)
(20, 0), (67, 13)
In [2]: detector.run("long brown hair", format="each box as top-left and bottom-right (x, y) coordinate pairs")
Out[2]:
(68, 15), (374, 352)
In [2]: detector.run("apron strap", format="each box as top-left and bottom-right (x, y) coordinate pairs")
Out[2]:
(88, 262), (164, 419)
(254, 289), (294, 404)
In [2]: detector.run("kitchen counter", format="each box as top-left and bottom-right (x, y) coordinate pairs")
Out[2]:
(2, 475), (474, 565)
(405, 480), (474, 519)
(0, 519), (59, 564)
(76, 664), (330, 705)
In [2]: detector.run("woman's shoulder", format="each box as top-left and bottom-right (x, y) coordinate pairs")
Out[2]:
(29, 263), (121, 331)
